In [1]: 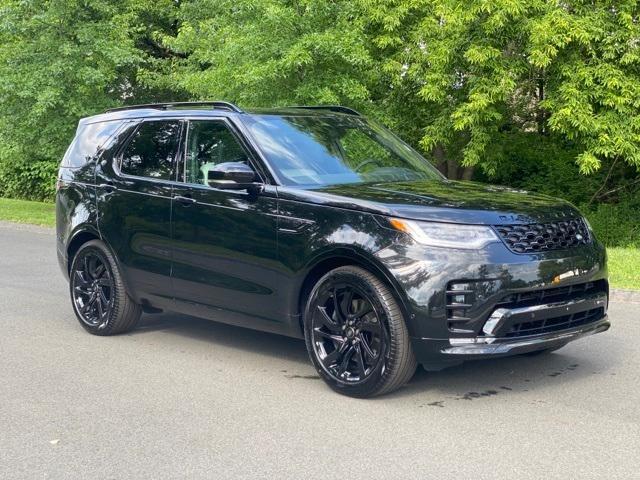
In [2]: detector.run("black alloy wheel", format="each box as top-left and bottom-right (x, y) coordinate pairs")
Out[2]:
(304, 266), (417, 397)
(71, 250), (114, 329)
(69, 240), (141, 335)
(311, 282), (386, 383)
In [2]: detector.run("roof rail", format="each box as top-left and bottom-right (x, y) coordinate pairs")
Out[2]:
(287, 105), (361, 116)
(106, 101), (243, 114)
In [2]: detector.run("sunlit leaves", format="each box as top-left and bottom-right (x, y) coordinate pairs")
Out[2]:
(1, 0), (639, 201)
(366, 0), (640, 173)
(0, 0), (179, 199)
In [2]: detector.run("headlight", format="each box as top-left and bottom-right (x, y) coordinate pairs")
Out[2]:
(389, 218), (499, 249)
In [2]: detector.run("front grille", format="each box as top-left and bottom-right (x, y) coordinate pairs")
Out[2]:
(494, 218), (590, 254)
(505, 307), (604, 337)
(496, 280), (607, 309)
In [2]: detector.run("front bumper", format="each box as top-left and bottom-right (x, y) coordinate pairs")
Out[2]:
(375, 235), (609, 368)
(410, 316), (609, 370)
(445, 316), (610, 355)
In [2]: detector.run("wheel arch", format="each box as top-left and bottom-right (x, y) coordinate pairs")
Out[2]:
(66, 226), (101, 274)
(295, 247), (413, 336)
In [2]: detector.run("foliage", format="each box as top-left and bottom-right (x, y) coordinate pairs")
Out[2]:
(583, 195), (640, 248)
(482, 132), (640, 206)
(0, 155), (58, 201)
(0, 0), (181, 201)
(0, 0), (639, 227)
(356, 0), (640, 176)
(163, 1), (376, 108)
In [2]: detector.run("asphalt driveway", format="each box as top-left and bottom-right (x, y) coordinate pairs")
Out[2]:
(1, 221), (638, 479)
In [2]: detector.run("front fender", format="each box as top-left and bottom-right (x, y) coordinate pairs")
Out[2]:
(275, 198), (417, 335)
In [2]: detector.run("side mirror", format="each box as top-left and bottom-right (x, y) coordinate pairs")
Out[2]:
(207, 162), (262, 192)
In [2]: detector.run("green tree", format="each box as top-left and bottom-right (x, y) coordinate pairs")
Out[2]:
(163, 1), (376, 108)
(158, 0), (437, 170)
(359, 0), (640, 176)
(0, 0), (638, 203)
(0, 0), (180, 200)
(162, 0), (640, 180)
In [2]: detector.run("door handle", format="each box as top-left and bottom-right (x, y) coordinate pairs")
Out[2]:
(174, 194), (196, 206)
(98, 182), (116, 192)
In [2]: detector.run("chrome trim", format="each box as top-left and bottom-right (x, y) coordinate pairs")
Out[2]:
(482, 308), (510, 336)
(444, 317), (610, 355)
(481, 292), (608, 337)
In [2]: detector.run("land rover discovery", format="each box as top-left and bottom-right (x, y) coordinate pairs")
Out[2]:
(56, 102), (609, 397)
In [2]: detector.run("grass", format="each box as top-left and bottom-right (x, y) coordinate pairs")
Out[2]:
(0, 197), (55, 227)
(1, 197), (638, 290)
(607, 247), (640, 291)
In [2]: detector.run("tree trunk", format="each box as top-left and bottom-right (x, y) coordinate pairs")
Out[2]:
(432, 144), (475, 180)
(446, 158), (459, 180)
(432, 144), (448, 176)
(536, 73), (546, 135)
(461, 166), (475, 180)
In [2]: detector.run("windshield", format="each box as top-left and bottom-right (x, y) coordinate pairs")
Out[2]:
(243, 114), (443, 187)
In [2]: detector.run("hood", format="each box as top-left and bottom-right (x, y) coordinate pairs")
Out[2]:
(277, 180), (581, 225)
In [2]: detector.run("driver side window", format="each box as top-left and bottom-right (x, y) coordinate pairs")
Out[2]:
(184, 120), (250, 185)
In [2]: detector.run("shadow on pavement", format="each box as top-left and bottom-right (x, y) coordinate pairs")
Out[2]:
(133, 312), (310, 364)
(390, 349), (609, 402)
(132, 312), (612, 401)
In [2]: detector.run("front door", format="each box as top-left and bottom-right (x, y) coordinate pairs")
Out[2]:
(170, 118), (283, 329)
(96, 119), (182, 307)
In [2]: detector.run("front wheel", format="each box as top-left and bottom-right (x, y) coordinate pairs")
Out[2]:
(304, 266), (417, 398)
(69, 239), (141, 335)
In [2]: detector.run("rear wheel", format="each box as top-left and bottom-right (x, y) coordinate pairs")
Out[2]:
(304, 266), (417, 398)
(69, 240), (141, 335)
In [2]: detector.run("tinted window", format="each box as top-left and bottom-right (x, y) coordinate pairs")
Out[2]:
(120, 121), (181, 180)
(62, 120), (123, 167)
(243, 115), (442, 186)
(184, 120), (250, 185)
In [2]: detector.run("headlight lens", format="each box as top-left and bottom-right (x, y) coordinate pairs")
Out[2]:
(389, 218), (499, 249)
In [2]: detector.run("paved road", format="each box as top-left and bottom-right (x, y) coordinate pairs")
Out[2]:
(1, 221), (638, 479)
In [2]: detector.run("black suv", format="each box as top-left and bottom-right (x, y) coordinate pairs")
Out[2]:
(56, 101), (609, 397)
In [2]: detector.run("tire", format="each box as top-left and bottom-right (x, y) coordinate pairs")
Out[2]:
(69, 239), (141, 335)
(303, 266), (417, 398)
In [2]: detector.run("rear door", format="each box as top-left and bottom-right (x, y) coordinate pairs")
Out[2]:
(169, 118), (283, 328)
(95, 119), (183, 307)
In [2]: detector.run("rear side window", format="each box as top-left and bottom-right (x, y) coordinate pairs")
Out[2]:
(62, 120), (123, 168)
(119, 121), (181, 180)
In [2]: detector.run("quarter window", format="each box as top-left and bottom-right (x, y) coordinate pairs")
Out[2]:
(120, 121), (181, 180)
(63, 120), (123, 168)
(184, 121), (250, 185)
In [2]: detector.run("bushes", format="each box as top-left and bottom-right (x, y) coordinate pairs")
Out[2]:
(481, 133), (598, 205)
(478, 132), (640, 248)
(0, 158), (58, 202)
(582, 197), (640, 249)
